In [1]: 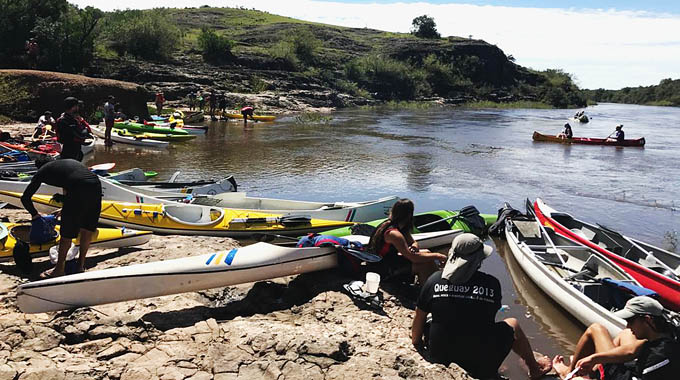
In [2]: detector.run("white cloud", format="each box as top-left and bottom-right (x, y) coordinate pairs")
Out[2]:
(70, 0), (680, 89)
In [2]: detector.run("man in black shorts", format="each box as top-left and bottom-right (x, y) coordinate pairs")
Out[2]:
(412, 233), (551, 379)
(21, 157), (102, 277)
(55, 97), (92, 161)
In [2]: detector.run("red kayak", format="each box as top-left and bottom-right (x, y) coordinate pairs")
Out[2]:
(532, 131), (645, 147)
(533, 198), (680, 311)
(0, 141), (61, 156)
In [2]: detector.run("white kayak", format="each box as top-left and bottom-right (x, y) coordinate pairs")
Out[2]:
(192, 193), (398, 222)
(17, 229), (459, 313)
(505, 213), (641, 336)
(91, 125), (168, 148)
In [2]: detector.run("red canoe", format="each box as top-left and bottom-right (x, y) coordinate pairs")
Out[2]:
(532, 131), (645, 147)
(533, 198), (680, 311)
(0, 141), (61, 156)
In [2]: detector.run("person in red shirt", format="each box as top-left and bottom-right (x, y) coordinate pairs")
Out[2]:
(155, 91), (165, 115)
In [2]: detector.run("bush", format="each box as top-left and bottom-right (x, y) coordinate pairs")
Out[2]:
(197, 28), (234, 62)
(411, 15), (440, 39)
(271, 40), (299, 71)
(100, 9), (181, 61)
(345, 55), (429, 100)
(271, 29), (322, 70)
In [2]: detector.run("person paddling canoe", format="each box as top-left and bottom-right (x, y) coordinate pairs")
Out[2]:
(607, 125), (625, 143)
(559, 122), (573, 139)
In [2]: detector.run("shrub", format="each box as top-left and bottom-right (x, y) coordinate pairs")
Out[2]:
(411, 15), (440, 39)
(197, 28), (234, 62)
(100, 9), (181, 61)
(271, 40), (299, 71)
(345, 55), (429, 100)
(271, 28), (322, 69)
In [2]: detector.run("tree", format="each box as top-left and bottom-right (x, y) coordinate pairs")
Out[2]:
(197, 28), (234, 62)
(411, 15), (440, 39)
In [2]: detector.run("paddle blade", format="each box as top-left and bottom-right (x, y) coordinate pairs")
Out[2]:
(279, 215), (312, 226)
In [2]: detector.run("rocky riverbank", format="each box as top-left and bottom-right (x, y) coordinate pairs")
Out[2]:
(0, 208), (476, 380)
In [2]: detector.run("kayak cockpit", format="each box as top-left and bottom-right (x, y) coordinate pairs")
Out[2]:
(163, 205), (225, 226)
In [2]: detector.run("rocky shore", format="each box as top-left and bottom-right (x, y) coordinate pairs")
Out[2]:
(0, 207), (477, 380)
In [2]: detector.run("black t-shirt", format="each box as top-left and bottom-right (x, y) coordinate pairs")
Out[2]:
(55, 113), (88, 161)
(604, 337), (679, 380)
(417, 270), (502, 333)
(20, 159), (100, 216)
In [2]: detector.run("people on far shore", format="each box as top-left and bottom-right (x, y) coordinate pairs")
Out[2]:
(55, 97), (91, 161)
(154, 91), (165, 115)
(552, 296), (679, 380)
(218, 93), (227, 116)
(607, 124), (625, 143)
(20, 157), (102, 278)
(559, 122), (573, 139)
(33, 110), (56, 139)
(197, 91), (205, 112)
(411, 233), (552, 379)
(103, 95), (115, 147)
(188, 92), (197, 111)
(241, 105), (255, 125)
(209, 90), (217, 119)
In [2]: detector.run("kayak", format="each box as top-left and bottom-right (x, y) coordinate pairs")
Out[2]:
(570, 115), (589, 123)
(183, 111), (205, 123)
(223, 113), (276, 122)
(0, 192), (354, 237)
(111, 127), (195, 142)
(192, 193), (398, 222)
(16, 230), (455, 313)
(0, 222), (152, 262)
(532, 131), (645, 147)
(321, 209), (498, 237)
(0, 141), (61, 157)
(114, 121), (189, 136)
(534, 198), (680, 311)
(505, 211), (642, 336)
(91, 125), (168, 148)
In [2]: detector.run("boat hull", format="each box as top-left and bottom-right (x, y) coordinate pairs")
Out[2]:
(532, 131), (645, 147)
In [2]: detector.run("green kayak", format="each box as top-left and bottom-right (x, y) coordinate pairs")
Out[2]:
(114, 121), (189, 136)
(321, 209), (497, 238)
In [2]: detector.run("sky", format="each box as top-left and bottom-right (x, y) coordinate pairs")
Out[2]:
(69, 1), (680, 90)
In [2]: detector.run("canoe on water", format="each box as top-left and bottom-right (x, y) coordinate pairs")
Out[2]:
(0, 223), (152, 263)
(16, 229), (458, 313)
(114, 121), (189, 136)
(111, 127), (195, 142)
(91, 125), (168, 148)
(534, 198), (680, 311)
(532, 131), (645, 147)
(192, 193), (398, 222)
(505, 206), (645, 337)
(223, 113), (276, 122)
(0, 192), (354, 237)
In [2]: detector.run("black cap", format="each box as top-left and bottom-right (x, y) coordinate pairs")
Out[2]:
(44, 111), (52, 115)
(108, 95), (115, 100)
(64, 97), (79, 109)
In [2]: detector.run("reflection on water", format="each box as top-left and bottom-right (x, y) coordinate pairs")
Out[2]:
(86, 103), (678, 377)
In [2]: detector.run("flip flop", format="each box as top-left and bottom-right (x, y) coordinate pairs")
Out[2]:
(39, 268), (56, 279)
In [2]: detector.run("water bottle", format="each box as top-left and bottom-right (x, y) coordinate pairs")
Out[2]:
(499, 304), (510, 313)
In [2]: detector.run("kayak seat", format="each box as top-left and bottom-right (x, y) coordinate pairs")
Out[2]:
(164, 205), (225, 226)
(571, 227), (596, 241)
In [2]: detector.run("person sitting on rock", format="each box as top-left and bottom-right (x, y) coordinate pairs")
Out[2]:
(559, 122), (573, 139)
(552, 296), (679, 380)
(367, 199), (447, 284)
(411, 233), (552, 379)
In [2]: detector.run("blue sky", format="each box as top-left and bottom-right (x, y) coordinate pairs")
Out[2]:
(315, 0), (680, 14)
(71, 1), (680, 90)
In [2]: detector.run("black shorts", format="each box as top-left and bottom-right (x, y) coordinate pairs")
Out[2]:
(61, 183), (102, 238)
(430, 321), (515, 378)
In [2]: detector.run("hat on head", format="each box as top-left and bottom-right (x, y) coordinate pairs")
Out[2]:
(63, 97), (79, 109)
(44, 111), (51, 115)
(616, 124), (623, 129)
(442, 233), (493, 284)
(108, 95), (115, 100)
(614, 296), (663, 320)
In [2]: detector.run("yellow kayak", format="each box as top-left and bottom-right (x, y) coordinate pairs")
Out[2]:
(0, 192), (353, 237)
(0, 222), (152, 261)
(223, 113), (276, 122)
(114, 128), (196, 142)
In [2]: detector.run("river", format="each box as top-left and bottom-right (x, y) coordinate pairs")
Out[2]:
(89, 102), (679, 378)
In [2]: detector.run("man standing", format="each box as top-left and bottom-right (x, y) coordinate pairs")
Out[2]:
(411, 233), (552, 379)
(55, 97), (91, 161)
(21, 157), (102, 277)
(103, 95), (115, 147)
(155, 91), (165, 115)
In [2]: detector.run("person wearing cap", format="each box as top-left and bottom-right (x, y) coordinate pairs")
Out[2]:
(55, 97), (91, 161)
(607, 125), (625, 143)
(552, 295), (679, 380)
(559, 122), (573, 139)
(155, 91), (165, 115)
(103, 95), (116, 146)
(412, 233), (552, 379)
(20, 156), (102, 278)
(367, 199), (448, 284)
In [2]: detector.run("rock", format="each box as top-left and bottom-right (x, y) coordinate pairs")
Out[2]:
(96, 342), (127, 360)
(0, 364), (16, 380)
(18, 367), (65, 380)
(0, 69), (150, 122)
(120, 367), (153, 380)
(186, 371), (212, 380)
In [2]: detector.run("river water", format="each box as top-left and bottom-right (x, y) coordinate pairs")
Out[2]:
(89, 103), (678, 378)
